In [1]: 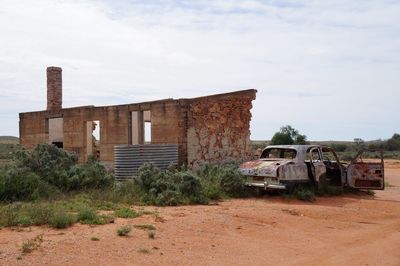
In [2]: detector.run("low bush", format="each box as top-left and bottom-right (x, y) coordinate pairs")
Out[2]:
(77, 208), (114, 225)
(133, 163), (208, 206)
(114, 207), (140, 218)
(0, 170), (40, 201)
(48, 210), (75, 229)
(197, 163), (246, 199)
(77, 208), (102, 224)
(317, 185), (343, 196)
(68, 156), (114, 191)
(138, 248), (151, 254)
(0, 204), (24, 227)
(117, 225), (131, 236)
(0, 196), (119, 228)
(291, 184), (315, 202)
(0, 203), (54, 227)
(129, 162), (248, 205)
(21, 235), (43, 253)
(0, 144), (114, 202)
(134, 224), (156, 231)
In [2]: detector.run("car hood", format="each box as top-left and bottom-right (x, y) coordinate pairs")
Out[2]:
(239, 159), (293, 176)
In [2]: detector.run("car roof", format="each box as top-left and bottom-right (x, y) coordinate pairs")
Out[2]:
(264, 145), (320, 151)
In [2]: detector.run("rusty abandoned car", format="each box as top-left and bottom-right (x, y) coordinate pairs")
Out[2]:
(239, 145), (385, 192)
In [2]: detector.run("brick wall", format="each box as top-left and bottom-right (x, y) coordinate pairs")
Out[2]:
(19, 111), (48, 149)
(151, 100), (188, 164)
(20, 75), (257, 168)
(46, 67), (62, 113)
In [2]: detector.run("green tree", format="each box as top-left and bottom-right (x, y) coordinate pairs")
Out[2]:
(386, 133), (400, 151)
(353, 138), (365, 151)
(270, 125), (308, 145)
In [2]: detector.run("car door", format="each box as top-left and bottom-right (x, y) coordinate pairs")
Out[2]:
(309, 147), (326, 183)
(347, 150), (384, 190)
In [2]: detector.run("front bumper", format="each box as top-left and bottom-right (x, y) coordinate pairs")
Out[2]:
(245, 181), (287, 190)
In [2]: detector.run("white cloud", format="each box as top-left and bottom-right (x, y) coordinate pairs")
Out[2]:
(0, 0), (399, 140)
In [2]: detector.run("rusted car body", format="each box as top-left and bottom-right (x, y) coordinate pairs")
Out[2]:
(239, 145), (384, 191)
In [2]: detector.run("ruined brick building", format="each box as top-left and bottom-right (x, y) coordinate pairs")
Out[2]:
(19, 67), (257, 168)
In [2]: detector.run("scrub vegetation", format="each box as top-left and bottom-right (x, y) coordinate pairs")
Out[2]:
(0, 144), (249, 228)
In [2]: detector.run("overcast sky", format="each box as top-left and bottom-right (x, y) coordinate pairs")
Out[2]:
(0, 0), (399, 141)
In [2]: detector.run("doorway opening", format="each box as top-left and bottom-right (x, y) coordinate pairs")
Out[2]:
(49, 117), (63, 148)
(86, 120), (100, 160)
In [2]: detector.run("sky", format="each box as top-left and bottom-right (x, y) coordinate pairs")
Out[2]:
(0, 0), (399, 141)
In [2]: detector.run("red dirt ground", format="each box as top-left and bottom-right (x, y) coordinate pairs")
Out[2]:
(1, 160), (399, 266)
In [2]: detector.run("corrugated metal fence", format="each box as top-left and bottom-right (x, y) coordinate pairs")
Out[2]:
(114, 144), (179, 179)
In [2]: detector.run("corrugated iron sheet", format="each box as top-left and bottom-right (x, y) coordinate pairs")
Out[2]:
(114, 144), (179, 179)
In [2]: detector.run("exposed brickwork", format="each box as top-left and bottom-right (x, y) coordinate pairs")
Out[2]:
(151, 100), (189, 164)
(20, 67), (257, 167)
(187, 90), (256, 168)
(19, 111), (48, 149)
(20, 99), (188, 164)
(47, 67), (62, 113)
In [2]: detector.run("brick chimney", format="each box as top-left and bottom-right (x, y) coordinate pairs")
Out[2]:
(46, 66), (62, 112)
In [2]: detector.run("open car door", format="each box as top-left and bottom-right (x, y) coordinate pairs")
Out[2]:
(347, 150), (384, 190)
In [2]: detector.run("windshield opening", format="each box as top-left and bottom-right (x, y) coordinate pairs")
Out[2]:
(260, 148), (297, 159)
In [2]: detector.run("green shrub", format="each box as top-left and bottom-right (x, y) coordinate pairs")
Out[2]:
(27, 203), (53, 225)
(219, 166), (246, 197)
(131, 163), (247, 205)
(21, 235), (43, 253)
(318, 185), (343, 196)
(68, 156), (114, 190)
(16, 216), (34, 227)
(133, 163), (206, 206)
(108, 180), (141, 204)
(77, 208), (97, 222)
(0, 199), (118, 229)
(0, 169), (40, 201)
(114, 207), (140, 218)
(292, 184), (315, 202)
(48, 210), (75, 229)
(155, 189), (183, 206)
(0, 203), (23, 226)
(134, 163), (162, 193)
(134, 224), (156, 230)
(0, 203), (54, 227)
(0, 145), (114, 202)
(77, 208), (105, 225)
(197, 164), (246, 199)
(117, 225), (131, 236)
(21, 240), (37, 253)
(14, 144), (77, 191)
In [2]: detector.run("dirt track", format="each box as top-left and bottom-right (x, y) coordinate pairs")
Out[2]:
(1, 161), (399, 266)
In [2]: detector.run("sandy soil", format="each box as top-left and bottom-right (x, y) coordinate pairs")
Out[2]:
(1, 160), (399, 266)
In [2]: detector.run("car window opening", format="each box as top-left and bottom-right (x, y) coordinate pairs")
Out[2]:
(261, 148), (297, 159)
